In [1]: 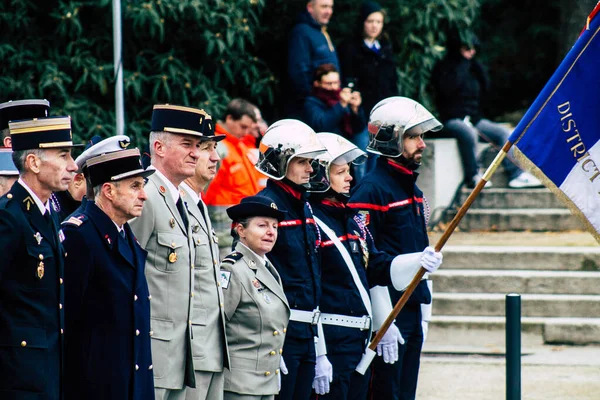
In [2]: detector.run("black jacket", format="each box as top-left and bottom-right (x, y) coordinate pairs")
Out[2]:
(0, 181), (65, 400)
(338, 37), (398, 115)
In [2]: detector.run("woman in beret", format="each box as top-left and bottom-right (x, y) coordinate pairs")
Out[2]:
(220, 195), (291, 400)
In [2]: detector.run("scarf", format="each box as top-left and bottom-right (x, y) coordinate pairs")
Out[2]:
(312, 87), (355, 137)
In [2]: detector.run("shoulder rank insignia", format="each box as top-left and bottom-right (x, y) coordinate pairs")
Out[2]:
(220, 270), (231, 289)
(62, 215), (86, 227)
(222, 251), (243, 265)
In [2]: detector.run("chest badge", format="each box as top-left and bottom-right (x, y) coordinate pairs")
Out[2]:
(356, 231), (369, 268)
(263, 292), (272, 304)
(34, 232), (43, 245)
(169, 218), (176, 228)
(168, 251), (178, 263)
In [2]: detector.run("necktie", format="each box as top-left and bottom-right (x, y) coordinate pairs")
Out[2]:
(176, 197), (189, 230)
(197, 201), (207, 225)
(321, 26), (335, 52)
(119, 229), (126, 239)
(44, 211), (54, 230)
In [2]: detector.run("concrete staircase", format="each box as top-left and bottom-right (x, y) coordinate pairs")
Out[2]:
(426, 187), (600, 352)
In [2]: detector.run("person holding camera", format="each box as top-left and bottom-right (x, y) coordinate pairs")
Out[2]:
(303, 63), (366, 140)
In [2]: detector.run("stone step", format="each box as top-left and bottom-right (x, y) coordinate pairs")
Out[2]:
(433, 270), (600, 295)
(445, 208), (584, 231)
(433, 293), (600, 318)
(457, 188), (565, 209)
(427, 315), (600, 345)
(442, 246), (600, 271)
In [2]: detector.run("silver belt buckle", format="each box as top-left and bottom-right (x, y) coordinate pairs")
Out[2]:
(360, 315), (371, 331)
(311, 309), (321, 325)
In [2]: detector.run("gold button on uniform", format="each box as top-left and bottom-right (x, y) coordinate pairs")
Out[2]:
(191, 292), (194, 297)
(61, 329), (64, 334)
(273, 331), (279, 336)
(7, 193), (12, 199)
(135, 329), (140, 336)
(220, 303), (224, 308)
(149, 330), (154, 336)
(283, 328), (287, 333)
(21, 341), (26, 347)
(59, 303), (63, 310)
(39, 254), (44, 260)
(269, 351), (276, 356)
(279, 349), (283, 354)
(276, 369), (280, 374)
(217, 282), (220, 287)
(149, 365), (153, 370)
(60, 278), (63, 285)
(148, 295), (152, 300)
(135, 364), (139, 371)
(134, 295), (138, 301)
(264, 371), (271, 376)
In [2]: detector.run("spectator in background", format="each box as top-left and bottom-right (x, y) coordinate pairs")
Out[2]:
(430, 28), (542, 189)
(0, 148), (18, 197)
(286, 0), (338, 118)
(338, 1), (398, 177)
(204, 98), (267, 207)
(303, 64), (366, 139)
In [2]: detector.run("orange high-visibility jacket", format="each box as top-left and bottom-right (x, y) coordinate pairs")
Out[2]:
(204, 124), (267, 206)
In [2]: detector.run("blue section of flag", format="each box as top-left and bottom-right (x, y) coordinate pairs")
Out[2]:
(509, 13), (600, 186)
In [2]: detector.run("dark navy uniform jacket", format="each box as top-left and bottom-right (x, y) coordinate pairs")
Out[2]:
(62, 201), (154, 400)
(348, 157), (431, 309)
(312, 197), (394, 354)
(0, 181), (65, 400)
(258, 179), (321, 339)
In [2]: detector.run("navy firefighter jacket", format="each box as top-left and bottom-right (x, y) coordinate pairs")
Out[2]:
(348, 157), (431, 308)
(259, 179), (321, 339)
(312, 196), (394, 354)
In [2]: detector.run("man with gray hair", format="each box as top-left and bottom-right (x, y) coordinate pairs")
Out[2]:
(130, 104), (222, 400)
(0, 116), (80, 400)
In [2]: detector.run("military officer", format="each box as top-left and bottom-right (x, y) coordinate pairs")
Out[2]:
(62, 148), (155, 400)
(0, 98), (50, 147)
(255, 120), (330, 400)
(129, 104), (212, 400)
(0, 116), (80, 400)
(0, 148), (18, 196)
(220, 195), (291, 400)
(180, 118), (230, 400)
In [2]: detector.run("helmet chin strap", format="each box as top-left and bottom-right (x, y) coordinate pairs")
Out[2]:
(398, 154), (421, 171)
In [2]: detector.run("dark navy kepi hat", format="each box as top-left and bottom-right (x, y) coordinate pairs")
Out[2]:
(227, 195), (287, 222)
(0, 148), (18, 176)
(0, 99), (50, 131)
(9, 116), (84, 151)
(151, 104), (225, 142)
(85, 148), (155, 187)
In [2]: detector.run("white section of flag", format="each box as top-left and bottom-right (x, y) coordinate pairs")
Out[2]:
(558, 139), (600, 233)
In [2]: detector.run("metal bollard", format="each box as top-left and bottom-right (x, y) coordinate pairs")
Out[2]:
(506, 293), (521, 400)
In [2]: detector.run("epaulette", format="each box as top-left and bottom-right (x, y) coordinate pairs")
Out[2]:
(0, 192), (14, 208)
(61, 214), (88, 227)
(222, 251), (243, 265)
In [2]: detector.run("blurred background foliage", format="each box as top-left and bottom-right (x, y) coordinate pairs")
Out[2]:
(0, 0), (596, 147)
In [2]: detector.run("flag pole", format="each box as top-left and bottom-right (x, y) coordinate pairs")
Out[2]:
(112, 0), (125, 135)
(356, 141), (513, 374)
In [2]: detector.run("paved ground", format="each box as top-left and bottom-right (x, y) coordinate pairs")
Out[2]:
(416, 343), (600, 399)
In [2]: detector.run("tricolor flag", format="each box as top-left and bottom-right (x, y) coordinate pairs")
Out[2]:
(509, 2), (600, 243)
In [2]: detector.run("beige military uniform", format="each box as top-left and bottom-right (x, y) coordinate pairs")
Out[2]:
(180, 185), (230, 400)
(220, 243), (290, 399)
(130, 172), (195, 392)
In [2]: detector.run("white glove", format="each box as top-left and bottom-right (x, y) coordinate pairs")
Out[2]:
(420, 246), (443, 273)
(376, 324), (404, 364)
(312, 354), (333, 395)
(278, 357), (288, 390)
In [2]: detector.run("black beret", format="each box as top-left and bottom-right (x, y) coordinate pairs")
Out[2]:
(227, 195), (287, 222)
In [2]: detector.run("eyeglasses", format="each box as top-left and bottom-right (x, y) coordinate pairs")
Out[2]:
(320, 80), (340, 89)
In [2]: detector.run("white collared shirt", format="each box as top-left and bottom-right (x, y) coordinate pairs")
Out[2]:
(364, 39), (381, 50)
(112, 221), (124, 234)
(18, 178), (50, 215)
(181, 182), (200, 205)
(239, 242), (268, 265)
(148, 166), (179, 203)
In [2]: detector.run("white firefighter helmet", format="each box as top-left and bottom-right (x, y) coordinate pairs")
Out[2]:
(255, 119), (329, 189)
(308, 133), (367, 193)
(367, 96), (442, 157)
